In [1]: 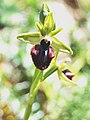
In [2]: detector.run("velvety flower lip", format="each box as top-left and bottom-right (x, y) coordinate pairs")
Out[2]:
(31, 45), (39, 55)
(31, 39), (54, 70)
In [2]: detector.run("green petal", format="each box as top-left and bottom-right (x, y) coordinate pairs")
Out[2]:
(17, 32), (42, 44)
(51, 37), (73, 55)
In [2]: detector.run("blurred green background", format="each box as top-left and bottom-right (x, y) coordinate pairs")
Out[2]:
(0, 0), (90, 120)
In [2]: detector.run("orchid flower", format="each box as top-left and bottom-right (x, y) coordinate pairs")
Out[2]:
(17, 4), (76, 120)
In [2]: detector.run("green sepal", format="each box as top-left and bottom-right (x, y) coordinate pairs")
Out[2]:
(51, 37), (73, 55)
(49, 28), (63, 37)
(35, 22), (45, 36)
(39, 4), (50, 24)
(17, 32), (42, 44)
(58, 62), (68, 71)
(35, 22), (43, 34)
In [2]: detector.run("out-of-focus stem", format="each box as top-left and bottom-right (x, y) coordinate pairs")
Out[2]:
(24, 69), (43, 120)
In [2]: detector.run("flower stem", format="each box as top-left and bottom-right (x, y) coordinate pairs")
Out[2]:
(24, 68), (43, 120)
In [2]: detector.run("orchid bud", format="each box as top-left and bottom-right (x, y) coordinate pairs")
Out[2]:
(62, 69), (75, 80)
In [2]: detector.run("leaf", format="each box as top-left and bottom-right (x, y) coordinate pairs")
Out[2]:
(17, 32), (42, 44)
(51, 37), (73, 55)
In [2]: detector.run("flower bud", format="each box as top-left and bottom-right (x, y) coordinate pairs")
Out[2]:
(62, 69), (75, 80)
(39, 4), (50, 24)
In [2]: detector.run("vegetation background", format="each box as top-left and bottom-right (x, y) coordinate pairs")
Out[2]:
(0, 0), (90, 120)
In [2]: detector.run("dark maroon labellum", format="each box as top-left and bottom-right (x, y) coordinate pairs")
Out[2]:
(62, 69), (75, 80)
(31, 39), (54, 70)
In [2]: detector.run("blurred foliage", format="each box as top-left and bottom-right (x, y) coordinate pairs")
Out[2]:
(0, 103), (17, 120)
(0, 0), (90, 120)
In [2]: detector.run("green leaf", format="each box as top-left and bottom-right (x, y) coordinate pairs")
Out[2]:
(17, 32), (42, 44)
(51, 37), (73, 55)
(43, 12), (55, 35)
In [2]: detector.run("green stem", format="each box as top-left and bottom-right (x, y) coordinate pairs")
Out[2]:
(24, 68), (43, 120)
(43, 65), (58, 80)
